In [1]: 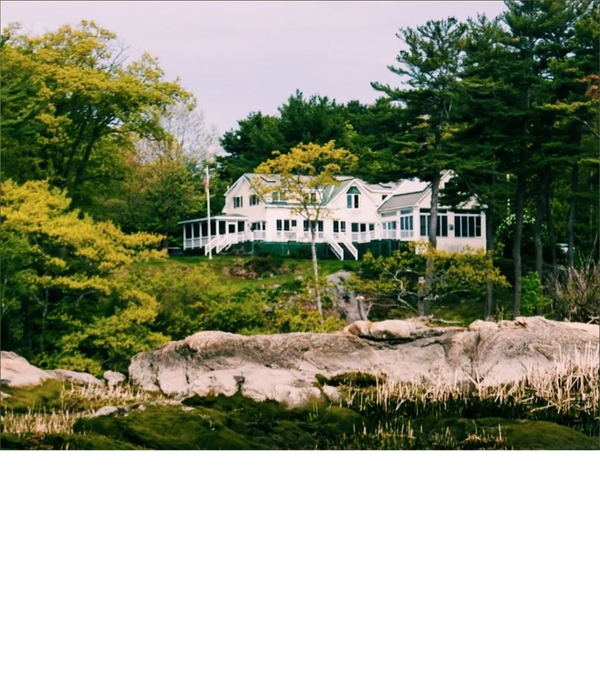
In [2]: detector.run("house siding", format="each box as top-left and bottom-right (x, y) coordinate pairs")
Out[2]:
(180, 171), (487, 255)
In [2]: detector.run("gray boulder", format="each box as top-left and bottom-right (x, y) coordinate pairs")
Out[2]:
(48, 369), (104, 386)
(0, 351), (104, 388)
(1, 351), (53, 388)
(103, 370), (126, 388)
(128, 317), (599, 406)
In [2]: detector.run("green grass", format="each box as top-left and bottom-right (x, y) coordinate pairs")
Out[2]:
(134, 254), (358, 293)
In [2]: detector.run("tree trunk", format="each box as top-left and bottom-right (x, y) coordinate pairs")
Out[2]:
(533, 182), (545, 286)
(545, 189), (557, 278)
(418, 291), (426, 317)
(423, 172), (440, 316)
(429, 172), (440, 249)
(484, 208), (494, 320)
(356, 297), (369, 321)
(567, 165), (578, 268)
(513, 173), (526, 318)
(310, 229), (323, 321)
(39, 288), (49, 356)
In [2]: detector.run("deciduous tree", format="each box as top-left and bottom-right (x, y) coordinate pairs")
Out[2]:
(253, 141), (358, 319)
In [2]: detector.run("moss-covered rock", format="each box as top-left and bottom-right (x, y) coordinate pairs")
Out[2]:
(1, 380), (65, 412)
(0, 432), (135, 450)
(317, 406), (365, 442)
(475, 418), (599, 450)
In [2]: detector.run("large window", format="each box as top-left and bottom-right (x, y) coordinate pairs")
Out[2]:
(382, 221), (397, 232)
(454, 214), (482, 238)
(346, 187), (360, 209)
(277, 219), (298, 231)
(400, 209), (414, 238)
(233, 196), (243, 208)
(303, 220), (323, 231)
(419, 211), (448, 237)
(333, 220), (346, 233)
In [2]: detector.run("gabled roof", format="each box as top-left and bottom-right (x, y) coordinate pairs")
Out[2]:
(322, 178), (356, 205)
(377, 172), (453, 212)
(378, 191), (425, 212)
(394, 179), (429, 194)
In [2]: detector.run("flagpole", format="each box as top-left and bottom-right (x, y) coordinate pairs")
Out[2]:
(206, 166), (212, 260)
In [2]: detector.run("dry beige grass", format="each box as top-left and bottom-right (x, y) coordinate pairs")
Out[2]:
(348, 343), (599, 420)
(1, 409), (84, 436)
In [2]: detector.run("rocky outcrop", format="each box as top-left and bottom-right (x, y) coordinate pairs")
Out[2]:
(128, 317), (599, 406)
(0, 351), (104, 389)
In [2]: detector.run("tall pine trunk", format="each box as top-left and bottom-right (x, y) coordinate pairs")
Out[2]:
(513, 173), (526, 318)
(485, 207), (495, 320)
(533, 182), (545, 282)
(424, 172), (441, 316)
(567, 165), (578, 268)
(310, 228), (323, 321)
(429, 172), (440, 249)
(545, 185), (557, 278)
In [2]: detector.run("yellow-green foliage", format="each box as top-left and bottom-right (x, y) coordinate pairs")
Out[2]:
(1, 21), (191, 203)
(352, 242), (509, 318)
(1, 179), (167, 373)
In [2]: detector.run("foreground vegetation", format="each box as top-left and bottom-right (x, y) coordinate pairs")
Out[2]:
(2, 351), (598, 451)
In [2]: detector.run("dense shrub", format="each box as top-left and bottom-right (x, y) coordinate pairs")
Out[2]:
(545, 259), (600, 323)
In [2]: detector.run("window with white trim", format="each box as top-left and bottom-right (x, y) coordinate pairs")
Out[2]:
(454, 214), (482, 238)
(346, 187), (360, 209)
(303, 220), (324, 231)
(233, 196), (243, 208)
(400, 208), (414, 238)
(420, 211), (448, 237)
(333, 220), (346, 233)
(249, 194), (259, 206)
(277, 219), (295, 232)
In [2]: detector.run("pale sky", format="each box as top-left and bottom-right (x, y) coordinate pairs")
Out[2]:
(1, 1), (506, 136)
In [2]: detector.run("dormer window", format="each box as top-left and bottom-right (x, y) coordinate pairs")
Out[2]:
(309, 192), (318, 204)
(346, 187), (360, 209)
(272, 191), (285, 203)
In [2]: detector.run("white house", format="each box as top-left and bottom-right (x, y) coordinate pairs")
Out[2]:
(179, 170), (486, 259)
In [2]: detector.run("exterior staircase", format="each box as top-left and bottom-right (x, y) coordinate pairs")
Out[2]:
(326, 237), (344, 260)
(336, 234), (358, 260)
